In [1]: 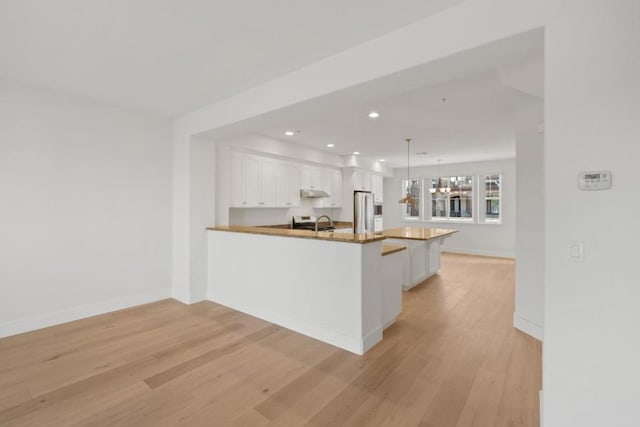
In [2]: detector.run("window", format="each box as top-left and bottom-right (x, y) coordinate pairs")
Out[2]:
(429, 176), (474, 221)
(401, 179), (421, 220)
(483, 174), (501, 222)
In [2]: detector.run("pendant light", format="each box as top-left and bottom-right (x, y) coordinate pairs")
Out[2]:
(398, 138), (415, 205)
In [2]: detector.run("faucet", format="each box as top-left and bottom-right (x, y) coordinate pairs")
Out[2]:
(315, 215), (334, 231)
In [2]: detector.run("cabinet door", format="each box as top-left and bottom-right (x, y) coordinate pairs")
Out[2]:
(230, 152), (246, 207)
(244, 156), (261, 207)
(259, 158), (276, 207)
(302, 166), (324, 189)
(286, 163), (301, 207)
(328, 169), (343, 207)
(353, 169), (372, 191)
(372, 174), (384, 203)
(275, 162), (301, 207)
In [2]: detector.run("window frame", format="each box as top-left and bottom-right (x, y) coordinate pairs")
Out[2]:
(480, 172), (503, 224)
(427, 175), (475, 223)
(400, 178), (422, 221)
(398, 171), (504, 225)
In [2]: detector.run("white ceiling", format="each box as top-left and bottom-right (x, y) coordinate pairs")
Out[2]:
(0, 0), (466, 117)
(1, 1), (543, 167)
(258, 72), (526, 167)
(211, 30), (544, 167)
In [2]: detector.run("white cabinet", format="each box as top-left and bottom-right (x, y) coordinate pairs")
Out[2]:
(353, 169), (372, 191)
(328, 169), (343, 208)
(229, 152), (246, 207)
(231, 151), (341, 210)
(229, 153), (276, 207)
(381, 248), (403, 328)
(275, 162), (301, 208)
(372, 174), (383, 203)
(301, 166), (324, 190)
(259, 158), (276, 207)
(318, 169), (343, 208)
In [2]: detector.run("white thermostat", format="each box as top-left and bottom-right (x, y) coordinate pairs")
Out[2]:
(578, 170), (611, 191)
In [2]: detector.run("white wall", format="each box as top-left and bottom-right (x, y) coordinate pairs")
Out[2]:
(0, 81), (172, 337)
(189, 137), (216, 303)
(543, 2), (640, 426)
(515, 98), (544, 340)
(384, 158), (516, 258)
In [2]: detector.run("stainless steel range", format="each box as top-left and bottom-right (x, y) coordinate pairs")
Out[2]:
(292, 215), (335, 231)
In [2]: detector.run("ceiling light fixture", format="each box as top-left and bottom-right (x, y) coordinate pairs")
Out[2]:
(379, 159), (385, 162)
(284, 131), (295, 136)
(327, 143), (335, 148)
(368, 111), (380, 119)
(398, 138), (415, 205)
(353, 151), (360, 155)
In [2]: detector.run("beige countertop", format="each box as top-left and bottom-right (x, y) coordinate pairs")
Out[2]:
(381, 244), (407, 256)
(208, 225), (385, 244)
(382, 227), (458, 241)
(256, 221), (353, 230)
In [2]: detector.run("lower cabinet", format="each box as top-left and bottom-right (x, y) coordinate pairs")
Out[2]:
(381, 249), (403, 329)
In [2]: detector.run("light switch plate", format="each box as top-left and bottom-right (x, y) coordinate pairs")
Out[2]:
(569, 241), (584, 262)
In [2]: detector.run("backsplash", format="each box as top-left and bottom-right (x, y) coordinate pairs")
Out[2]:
(229, 199), (344, 226)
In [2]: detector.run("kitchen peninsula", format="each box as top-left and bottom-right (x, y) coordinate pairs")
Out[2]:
(206, 225), (456, 354)
(383, 227), (458, 290)
(207, 226), (389, 355)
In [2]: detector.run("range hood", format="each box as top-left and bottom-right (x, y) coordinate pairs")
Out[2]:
(300, 189), (330, 198)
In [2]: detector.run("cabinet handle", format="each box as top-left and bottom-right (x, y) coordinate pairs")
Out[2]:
(286, 202), (292, 205)
(259, 202), (265, 205)
(242, 202), (247, 205)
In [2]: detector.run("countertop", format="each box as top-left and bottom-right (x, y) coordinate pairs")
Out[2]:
(256, 221), (353, 230)
(207, 225), (385, 244)
(382, 227), (458, 241)
(381, 244), (407, 256)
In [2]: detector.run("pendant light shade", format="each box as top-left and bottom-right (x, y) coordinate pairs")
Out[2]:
(398, 138), (415, 205)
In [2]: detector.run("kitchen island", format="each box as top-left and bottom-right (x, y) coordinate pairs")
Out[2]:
(382, 227), (458, 291)
(207, 226), (394, 355)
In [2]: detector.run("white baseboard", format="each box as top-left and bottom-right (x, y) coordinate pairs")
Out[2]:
(540, 389), (544, 427)
(362, 326), (383, 354)
(0, 288), (170, 339)
(513, 312), (544, 341)
(442, 246), (516, 259)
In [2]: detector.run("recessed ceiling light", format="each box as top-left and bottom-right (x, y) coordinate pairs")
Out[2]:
(284, 131), (295, 136)
(379, 159), (385, 162)
(327, 144), (335, 148)
(353, 151), (360, 155)
(368, 111), (380, 119)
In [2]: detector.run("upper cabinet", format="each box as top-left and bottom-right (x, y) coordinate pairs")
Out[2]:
(301, 166), (324, 190)
(230, 151), (344, 209)
(353, 169), (373, 192)
(372, 174), (384, 203)
(318, 168), (343, 208)
(275, 161), (301, 208)
(230, 152), (276, 207)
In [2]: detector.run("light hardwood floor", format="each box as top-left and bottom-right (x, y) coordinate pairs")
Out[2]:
(0, 253), (541, 426)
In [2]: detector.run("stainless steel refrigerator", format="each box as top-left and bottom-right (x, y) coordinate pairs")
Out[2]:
(353, 191), (374, 233)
